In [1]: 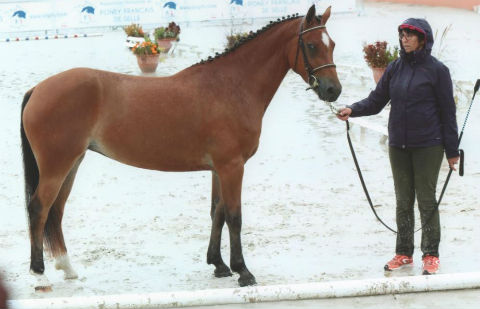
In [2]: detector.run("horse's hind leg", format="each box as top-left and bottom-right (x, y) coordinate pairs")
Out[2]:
(207, 171), (233, 277)
(49, 156), (84, 280)
(216, 160), (256, 287)
(28, 176), (67, 291)
(28, 154), (85, 291)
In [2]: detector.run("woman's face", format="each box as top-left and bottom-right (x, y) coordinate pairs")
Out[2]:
(399, 30), (423, 53)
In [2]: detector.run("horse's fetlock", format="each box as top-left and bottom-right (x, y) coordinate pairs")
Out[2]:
(230, 258), (246, 273)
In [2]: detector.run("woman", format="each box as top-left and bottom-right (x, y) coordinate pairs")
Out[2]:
(337, 18), (459, 275)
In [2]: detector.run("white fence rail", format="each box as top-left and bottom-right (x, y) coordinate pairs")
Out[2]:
(8, 272), (480, 309)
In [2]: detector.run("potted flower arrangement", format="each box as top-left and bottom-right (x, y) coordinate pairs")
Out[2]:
(363, 41), (399, 83)
(124, 23), (146, 49)
(153, 22), (181, 53)
(131, 37), (165, 73)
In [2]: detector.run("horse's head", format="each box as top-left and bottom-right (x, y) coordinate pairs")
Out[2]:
(290, 5), (342, 102)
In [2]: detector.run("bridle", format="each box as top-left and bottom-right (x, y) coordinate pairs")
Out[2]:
(294, 17), (336, 92)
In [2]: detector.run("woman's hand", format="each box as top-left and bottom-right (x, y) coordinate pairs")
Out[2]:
(447, 156), (460, 171)
(336, 107), (352, 121)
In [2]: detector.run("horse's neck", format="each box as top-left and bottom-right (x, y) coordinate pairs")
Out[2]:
(199, 21), (297, 111)
(230, 23), (295, 104)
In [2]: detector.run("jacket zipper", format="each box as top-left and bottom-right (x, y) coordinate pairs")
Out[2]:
(404, 61), (416, 148)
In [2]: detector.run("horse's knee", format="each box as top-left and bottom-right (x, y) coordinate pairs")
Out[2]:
(225, 209), (242, 230)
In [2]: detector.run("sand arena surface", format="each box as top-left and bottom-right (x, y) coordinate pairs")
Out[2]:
(0, 2), (479, 303)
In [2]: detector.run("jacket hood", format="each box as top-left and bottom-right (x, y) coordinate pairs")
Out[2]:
(398, 18), (433, 61)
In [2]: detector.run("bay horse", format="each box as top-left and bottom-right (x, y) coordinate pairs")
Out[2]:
(21, 5), (341, 291)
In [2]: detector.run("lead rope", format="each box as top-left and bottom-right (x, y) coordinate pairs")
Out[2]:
(344, 120), (397, 233)
(330, 78), (480, 233)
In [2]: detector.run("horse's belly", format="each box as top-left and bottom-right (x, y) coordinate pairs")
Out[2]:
(94, 135), (212, 172)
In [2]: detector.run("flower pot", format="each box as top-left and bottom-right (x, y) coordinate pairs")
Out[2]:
(371, 67), (386, 84)
(156, 38), (176, 53)
(136, 54), (160, 73)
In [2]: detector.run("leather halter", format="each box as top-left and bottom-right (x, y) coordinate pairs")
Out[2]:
(294, 18), (336, 90)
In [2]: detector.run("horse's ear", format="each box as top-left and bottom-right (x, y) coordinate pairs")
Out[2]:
(320, 6), (332, 25)
(305, 5), (316, 25)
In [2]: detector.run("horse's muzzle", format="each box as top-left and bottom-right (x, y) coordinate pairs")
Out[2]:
(315, 79), (342, 102)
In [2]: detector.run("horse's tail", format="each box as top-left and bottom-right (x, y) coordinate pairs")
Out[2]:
(21, 88), (38, 209)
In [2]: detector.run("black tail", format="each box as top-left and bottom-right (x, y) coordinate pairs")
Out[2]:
(21, 88), (38, 208)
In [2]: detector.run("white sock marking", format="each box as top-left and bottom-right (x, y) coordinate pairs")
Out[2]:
(55, 255), (78, 280)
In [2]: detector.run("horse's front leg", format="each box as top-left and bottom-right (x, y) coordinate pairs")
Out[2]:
(216, 160), (256, 287)
(207, 171), (233, 277)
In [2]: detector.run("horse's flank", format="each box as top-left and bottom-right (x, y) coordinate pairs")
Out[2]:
(23, 20), (299, 173)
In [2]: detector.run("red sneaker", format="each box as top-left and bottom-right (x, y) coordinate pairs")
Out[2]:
(422, 255), (440, 275)
(384, 255), (413, 271)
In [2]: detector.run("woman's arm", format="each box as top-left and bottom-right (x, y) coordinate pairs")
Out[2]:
(435, 65), (459, 159)
(346, 60), (396, 117)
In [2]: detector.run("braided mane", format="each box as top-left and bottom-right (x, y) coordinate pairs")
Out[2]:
(193, 14), (323, 66)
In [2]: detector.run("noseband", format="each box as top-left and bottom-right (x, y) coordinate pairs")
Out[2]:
(294, 19), (336, 91)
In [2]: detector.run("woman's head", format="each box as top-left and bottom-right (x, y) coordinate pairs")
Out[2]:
(398, 27), (425, 53)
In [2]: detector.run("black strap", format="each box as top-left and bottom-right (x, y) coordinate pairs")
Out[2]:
(346, 121), (397, 233)
(347, 79), (478, 233)
(459, 149), (464, 177)
(346, 120), (447, 234)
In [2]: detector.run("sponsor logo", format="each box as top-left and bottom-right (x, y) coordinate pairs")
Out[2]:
(81, 6), (95, 15)
(10, 8), (27, 28)
(12, 9), (26, 24)
(80, 3), (95, 24)
(163, 1), (177, 18)
(230, 0), (243, 5)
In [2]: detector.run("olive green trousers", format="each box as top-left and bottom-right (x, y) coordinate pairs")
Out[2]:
(389, 145), (444, 258)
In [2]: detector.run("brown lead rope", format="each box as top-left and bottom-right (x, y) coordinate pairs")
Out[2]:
(345, 79), (479, 234)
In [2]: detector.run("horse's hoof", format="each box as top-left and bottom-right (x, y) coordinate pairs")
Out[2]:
(214, 265), (233, 278)
(35, 285), (52, 293)
(31, 270), (52, 292)
(238, 275), (257, 287)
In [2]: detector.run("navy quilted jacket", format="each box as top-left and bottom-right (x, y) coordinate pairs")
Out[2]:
(348, 18), (459, 158)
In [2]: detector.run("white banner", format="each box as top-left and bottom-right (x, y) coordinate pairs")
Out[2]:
(0, 0), (357, 33)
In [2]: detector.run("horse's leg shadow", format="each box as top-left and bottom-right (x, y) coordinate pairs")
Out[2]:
(207, 171), (233, 278)
(216, 161), (256, 287)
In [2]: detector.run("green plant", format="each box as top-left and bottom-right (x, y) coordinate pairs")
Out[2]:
(123, 23), (145, 38)
(226, 32), (249, 49)
(131, 37), (163, 55)
(154, 22), (181, 40)
(363, 41), (399, 68)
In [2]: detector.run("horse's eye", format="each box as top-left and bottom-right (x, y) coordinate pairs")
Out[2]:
(306, 43), (316, 51)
